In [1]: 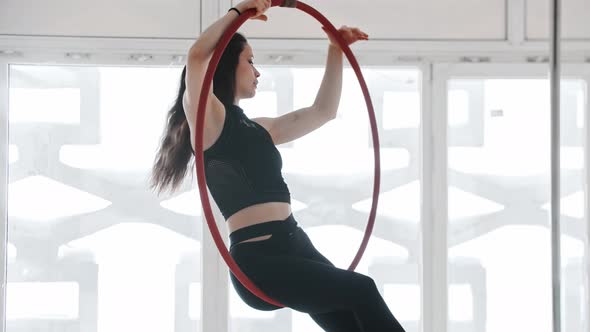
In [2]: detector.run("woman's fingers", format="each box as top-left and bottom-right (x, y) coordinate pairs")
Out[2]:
(345, 27), (368, 40)
(252, 2), (264, 18)
(322, 25), (369, 45)
(352, 27), (364, 37)
(249, 0), (270, 20)
(253, 14), (268, 21)
(355, 30), (369, 40)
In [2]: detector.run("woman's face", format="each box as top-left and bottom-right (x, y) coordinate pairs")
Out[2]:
(234, 43), (260, 102)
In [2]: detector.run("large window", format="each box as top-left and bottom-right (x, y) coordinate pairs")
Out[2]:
(232, 66), (423, 332)
(7, 65), (203, 332)
(4, 63), (588, 332)
(5, 64), (423, 332)
(447, 77), (587, 332)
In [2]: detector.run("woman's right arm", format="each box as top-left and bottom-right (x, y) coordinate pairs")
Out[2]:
(184, 0), (270, 150)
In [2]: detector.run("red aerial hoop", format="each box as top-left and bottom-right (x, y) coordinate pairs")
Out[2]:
(194, 0), (381, 308)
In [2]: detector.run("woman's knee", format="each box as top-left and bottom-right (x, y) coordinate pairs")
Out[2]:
(350, 273), (378, 293)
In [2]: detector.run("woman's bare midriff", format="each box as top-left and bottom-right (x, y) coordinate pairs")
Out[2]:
(228, 202), (292, 245)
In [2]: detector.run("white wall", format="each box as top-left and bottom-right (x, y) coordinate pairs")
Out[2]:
(1, 0), (588, 41)
(527, 0), (590, 40)
(0, 0), (201, 38)
(0, 0), (589, 66)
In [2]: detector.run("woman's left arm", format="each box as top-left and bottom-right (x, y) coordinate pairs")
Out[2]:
(313, 26), (369, 119)
(252, 26), (368, 145)
(312, 44), (344, 119)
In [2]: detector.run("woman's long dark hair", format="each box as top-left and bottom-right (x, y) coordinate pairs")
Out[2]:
(150, 33), (248, 195)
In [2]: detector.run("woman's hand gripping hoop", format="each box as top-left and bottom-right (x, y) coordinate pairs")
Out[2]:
(194, 0), (381, 307)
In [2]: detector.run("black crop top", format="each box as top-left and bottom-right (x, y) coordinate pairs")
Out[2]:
(199, 104), (291, 220)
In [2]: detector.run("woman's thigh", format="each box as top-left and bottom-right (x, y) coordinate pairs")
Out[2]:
(230, 229), (373, 314)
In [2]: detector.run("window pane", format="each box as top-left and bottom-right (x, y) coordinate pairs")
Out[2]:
(7, 282), (79, 319)
(384, 91), (420, 129)
(7, 65), (202, 332)
(447, 78), (587, 332)
(229, 67), (422, 332)
(10, 88), (80, 123)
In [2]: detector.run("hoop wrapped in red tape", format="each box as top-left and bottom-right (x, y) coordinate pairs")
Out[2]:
(194, 0), (381, 307)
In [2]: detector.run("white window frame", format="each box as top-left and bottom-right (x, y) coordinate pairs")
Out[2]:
(1, 61), (8, 332)
(432, 62), (590, 332)
(0, 58), (589, 332)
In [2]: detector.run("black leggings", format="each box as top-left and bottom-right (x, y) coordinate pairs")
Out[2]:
(229, 214), (406, 332)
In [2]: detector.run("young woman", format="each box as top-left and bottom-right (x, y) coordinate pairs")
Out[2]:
(152, 0), (405, 330)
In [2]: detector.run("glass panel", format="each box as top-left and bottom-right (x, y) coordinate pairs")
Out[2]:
(228, 67), (422, 332)
(7, 65), (202, 332)
(8, 145), (18, 164)
(447, 78), (587, 332)
(7, 282), (79, 319)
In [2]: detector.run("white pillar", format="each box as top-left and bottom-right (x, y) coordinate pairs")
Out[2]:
(200, 193), (229, 332)
(584, 71), (590, 332)
(507, 0), (526, 45)
(0, 63), (9, 332)
(421, 63), (449, 332)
